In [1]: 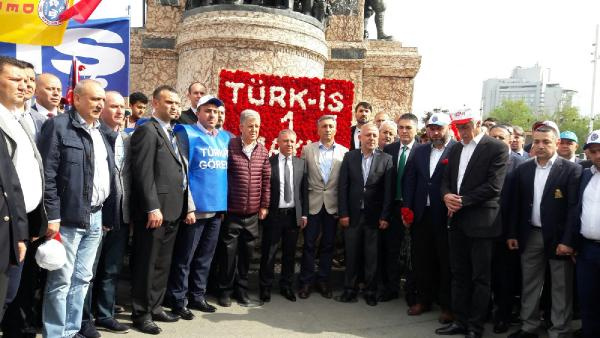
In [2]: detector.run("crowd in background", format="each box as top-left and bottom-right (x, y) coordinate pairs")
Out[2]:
(1, 54), (600, 338)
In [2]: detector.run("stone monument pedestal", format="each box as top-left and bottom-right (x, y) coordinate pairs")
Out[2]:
(130, 0), (421, 117)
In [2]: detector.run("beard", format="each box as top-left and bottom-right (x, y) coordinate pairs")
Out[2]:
(431, 134), (448, 146)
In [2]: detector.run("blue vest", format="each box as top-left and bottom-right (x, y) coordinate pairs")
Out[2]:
(175, 124), (230, 212)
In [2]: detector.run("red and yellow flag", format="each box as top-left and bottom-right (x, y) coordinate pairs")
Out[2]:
(0, 0), (74, 46)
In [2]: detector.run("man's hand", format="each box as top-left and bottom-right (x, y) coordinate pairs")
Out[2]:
(184, 212), (196, 225)
(298, 217), (308, 229)
(146, 210), (163, 229)
(443, 193), (462, 213)
(339, 217), (350, 228)
(556, 244), (574, 256)
(46, 222), (60, 239)
(507, 239), (519, 250)
(258, 208), (269, 220)
(17, 241), (26, 263)
(379, 219), (389, 230)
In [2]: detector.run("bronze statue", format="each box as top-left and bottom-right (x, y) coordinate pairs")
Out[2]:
(364, 0), (392, 40)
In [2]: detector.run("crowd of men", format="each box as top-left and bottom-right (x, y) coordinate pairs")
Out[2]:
(0, 54), (599, 338)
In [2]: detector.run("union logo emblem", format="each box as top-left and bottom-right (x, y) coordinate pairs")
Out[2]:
(38, 0), (68, 26)
(592, 133), (599, 141)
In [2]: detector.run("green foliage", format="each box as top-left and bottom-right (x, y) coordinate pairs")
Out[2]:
(489, 100), (537, 128)
(553, 107), (600, 152)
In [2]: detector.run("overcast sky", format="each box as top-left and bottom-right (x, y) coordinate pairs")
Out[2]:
(124, 0), (599, 118)
(376, 0), (600, 118)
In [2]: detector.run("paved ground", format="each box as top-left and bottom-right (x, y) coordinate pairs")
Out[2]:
(100, 268), (536, 338)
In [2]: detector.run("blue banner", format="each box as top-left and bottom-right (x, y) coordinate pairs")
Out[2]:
(0, 17), (130, 98)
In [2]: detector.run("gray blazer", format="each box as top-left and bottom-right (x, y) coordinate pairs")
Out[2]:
(0, 111), (48, 237)
(29, 104), (49, 137)
(301, 141), (348, 215)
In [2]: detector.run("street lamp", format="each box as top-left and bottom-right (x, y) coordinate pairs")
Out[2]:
(590, 24), (599, 134)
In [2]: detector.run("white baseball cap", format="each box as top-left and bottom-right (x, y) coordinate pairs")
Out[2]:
(35, 238), (66, 271)
(427, 112), (451, 126)
(450, 108), (481, 124)
(197, 95), (223, 109)
(584, 130), (600, 150)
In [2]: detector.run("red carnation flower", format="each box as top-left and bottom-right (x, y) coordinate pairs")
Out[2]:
(401, 207), (414, 224)
(441, 158), (449, 165)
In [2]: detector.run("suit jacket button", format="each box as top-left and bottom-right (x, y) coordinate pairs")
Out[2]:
(3, 216), (9, 222)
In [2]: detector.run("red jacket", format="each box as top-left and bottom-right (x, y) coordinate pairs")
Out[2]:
(227, 137), (271, 215)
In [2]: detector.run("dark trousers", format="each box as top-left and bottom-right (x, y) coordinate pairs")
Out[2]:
(299, 206), (337, 286)
(379, 205), (402, 295)
(491, 238), (521, 322)
(577, 239), (600, 338)
(0, 272), (7, 321)
(411, 208), (451, 308)
(259, 210), (299, 289)
(167, 215), (221, 307)
(131, 220), (180, 322)
(448, 225), (493, 334)
(343, 212), (379, 294)
(2, 238), (47, 338)
(218, 213), (259, 294)
(94, 224), (129, 320)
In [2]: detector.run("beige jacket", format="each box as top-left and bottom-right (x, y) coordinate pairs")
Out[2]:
(301, 141), (348, 215)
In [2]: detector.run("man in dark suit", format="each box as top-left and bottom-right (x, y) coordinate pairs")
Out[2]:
(337, 123), (393, 306)
(507, 122), (581, 338)
(403, 112), (455, 321)
(0, 127), (28, 321)
(380, 112), (418, 302)
(0, 57), (47, 337)
(30, 73), (62, 132)
(350, 101), (372, 150)
(436, 109), (508, 338)
(488, 124), (526, 334)
(129, 85), (192, 335)
(259, 129), (308, 303)
(177, 82), (206, 125)
(573, 130), (600, 338)
(511, 125), (529, 159)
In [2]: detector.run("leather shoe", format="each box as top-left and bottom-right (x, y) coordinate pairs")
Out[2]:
(152, 310), (180, 323)
(407, 303), (430, 316)
(334, 291), (358, 303)
(465, 330), (482, 338)
(95, 317), (130, 333)
(297, 285), (311, 299)
(435, 323), (467, 335)
(377, 291), (399, 302)
(316, 282), (333, 299)
(172, 307), (195, 320)
(79, 321), (100, 338)
(507, 330), (539, 338)
(260, 287), (271, 302)
(234, 290), (263, 307)
(218, 293), (232, 307)
(493, 320), (509, 334)
(364, 294), (377, 306)
(438, 310), (454, 324)
(189, 299), (217, 313)
(280, 288), (296, 302)
(133, 320), (162, 335)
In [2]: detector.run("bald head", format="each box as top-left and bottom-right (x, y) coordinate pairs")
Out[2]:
(73, 79), (105, 125)
(101, 91), (125, 130)
(35, 73), (62, 112)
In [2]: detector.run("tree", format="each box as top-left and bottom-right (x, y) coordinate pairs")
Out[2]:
(489, 100), (537, 129)
(554, 106), (600, 153)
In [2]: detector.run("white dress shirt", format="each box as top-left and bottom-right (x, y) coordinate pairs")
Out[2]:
(278, 154), (295, 208)
(531, 152), (558, 227)
(361, 151), (374, 209)
(353, 126), (361, 149)
(35, 103), (58, 118)
(77, 114), (110, 208)
(242, 140), (257, 159)
(397, 139), (415, 166)
(457, 132), (484, 194)
(580, 166), (600, 240)
(0, 104), (43, 213)
(427, 142), (448, 206)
